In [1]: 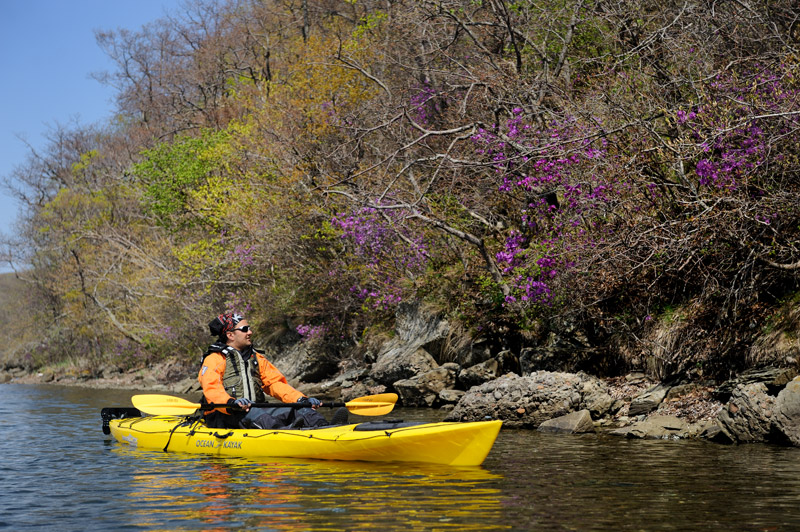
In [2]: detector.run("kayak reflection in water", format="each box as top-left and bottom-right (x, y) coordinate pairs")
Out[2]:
(198, 313), (342, 430)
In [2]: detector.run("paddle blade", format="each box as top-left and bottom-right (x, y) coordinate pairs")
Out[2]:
(343, 393), (398, 416)
(132, 394), (202, 416)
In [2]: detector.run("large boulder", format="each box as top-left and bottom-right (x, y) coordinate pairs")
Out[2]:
(610, 415), (691, 440)
(582, 378), (622, 418)
(775, 376), (800, 445)
(458, 359), (500, 390)
(713, 367), (797, 402)
(628, 383), (672, 416)
(393, 363), (459, 407)
(716, 383), (777, 443)
(444, 371), (610, 428)
(270, 340), (340, 383)
(537, 409), (595, 434)
(452, 337), (495, 369)
(369, 344), (440, 387)
(438, 388), (465, 405)
(340, 379), (388, 402)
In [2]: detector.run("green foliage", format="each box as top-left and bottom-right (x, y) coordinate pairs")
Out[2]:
(39, 188), (112, 234)
(134, 130), (233, 228)
(71, 149), (100, 174)
(656, 304), (686, 325)
(352, 11), (387, 39)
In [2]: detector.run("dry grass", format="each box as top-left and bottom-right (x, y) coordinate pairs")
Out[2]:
(747, 298), (800, 368)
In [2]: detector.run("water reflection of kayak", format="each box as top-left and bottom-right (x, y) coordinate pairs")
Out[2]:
(103, 413), (502, 466)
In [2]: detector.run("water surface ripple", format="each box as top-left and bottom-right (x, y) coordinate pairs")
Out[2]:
(2, 383), (800, 530)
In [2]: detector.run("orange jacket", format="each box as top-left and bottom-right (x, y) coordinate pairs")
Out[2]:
(198, 350), (305, 414)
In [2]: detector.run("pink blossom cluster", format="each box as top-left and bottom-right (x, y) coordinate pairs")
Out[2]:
(332, 207), (427, 271)
(224, 293), (252, 315)
(496, 230), (527, 273)
(296, 324), (326, 339)
(409, 83), (446, 127)
(331, 206), (428, 312)
(678, 66), (799, 192)
(472, 110), (614, 307)
(232, 244), (256, 266)
(350, 284), (402, 311)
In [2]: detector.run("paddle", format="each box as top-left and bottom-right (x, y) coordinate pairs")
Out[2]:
(131, 392), (398, 417)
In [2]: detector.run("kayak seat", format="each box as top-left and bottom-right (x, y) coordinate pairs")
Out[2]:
(353, 420), (427, 431)
(330, 407), (349, 426)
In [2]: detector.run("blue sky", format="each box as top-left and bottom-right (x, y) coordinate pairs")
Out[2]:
(0, 0), (181, 267)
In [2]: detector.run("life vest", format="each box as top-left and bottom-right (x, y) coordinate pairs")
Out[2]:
(206, 344), (268, 403)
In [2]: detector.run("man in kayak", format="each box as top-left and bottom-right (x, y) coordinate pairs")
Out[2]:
(198, 312), (344, 429)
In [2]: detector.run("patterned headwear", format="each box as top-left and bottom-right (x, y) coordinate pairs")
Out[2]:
(208, 313), (244, 337)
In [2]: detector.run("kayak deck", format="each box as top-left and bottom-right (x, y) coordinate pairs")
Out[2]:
(107, 415), (502, 466)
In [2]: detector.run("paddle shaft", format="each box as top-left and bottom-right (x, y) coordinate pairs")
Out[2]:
(205, 401), (347, 411)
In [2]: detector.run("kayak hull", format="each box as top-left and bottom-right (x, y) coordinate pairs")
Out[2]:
(108, 416), (502, 466)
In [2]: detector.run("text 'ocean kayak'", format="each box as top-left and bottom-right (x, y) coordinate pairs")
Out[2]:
(103, 411), (502, 466)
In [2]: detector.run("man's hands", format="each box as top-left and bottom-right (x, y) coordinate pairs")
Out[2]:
(229, 396), (322, 411)
(233, 397), (253, 411)
(299, 396), (322, 408)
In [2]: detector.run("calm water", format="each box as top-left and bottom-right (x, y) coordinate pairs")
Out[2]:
(3, 383), (800, 531)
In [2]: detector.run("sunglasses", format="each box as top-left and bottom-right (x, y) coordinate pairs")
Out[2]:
(232, 325), (251, 333)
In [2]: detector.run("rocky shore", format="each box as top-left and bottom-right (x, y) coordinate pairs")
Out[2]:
(0, 359), (202, 397)
(3, 302), (799, 448)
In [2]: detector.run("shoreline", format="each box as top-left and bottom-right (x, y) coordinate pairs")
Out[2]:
(1, 361), (199, 395)
(2, 364), (726, 433)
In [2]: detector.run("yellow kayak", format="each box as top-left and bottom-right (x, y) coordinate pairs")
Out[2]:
(106, 414), (502, 466)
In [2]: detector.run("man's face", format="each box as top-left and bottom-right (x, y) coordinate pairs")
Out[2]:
(227, 319), (253, 350)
